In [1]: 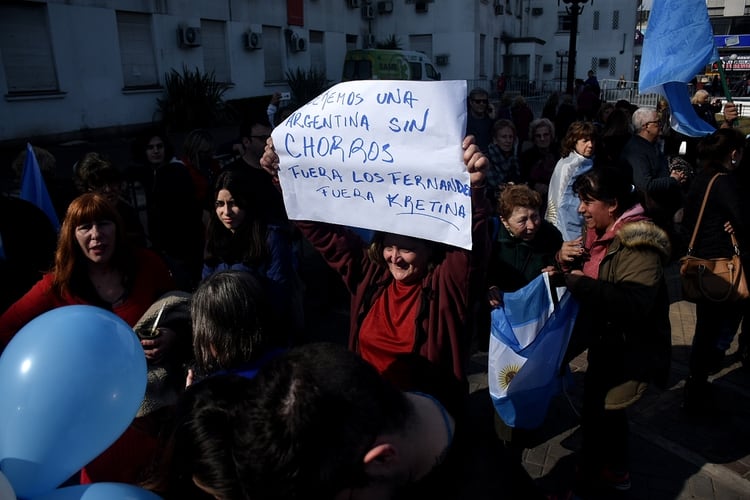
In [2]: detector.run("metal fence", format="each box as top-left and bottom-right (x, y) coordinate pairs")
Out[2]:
(464, 77), (747, 118)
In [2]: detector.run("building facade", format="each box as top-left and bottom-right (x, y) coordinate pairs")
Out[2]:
(0, 0), (638, 142)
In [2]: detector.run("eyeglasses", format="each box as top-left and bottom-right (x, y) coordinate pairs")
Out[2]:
(472, 99), (488, 104)
(534, 133), (551, 139)
(645, 120), (660, 127)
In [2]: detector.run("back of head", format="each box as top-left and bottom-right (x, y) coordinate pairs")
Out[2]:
(73, 152), (122, 193)
(696, 128), (746, 169)
(191, 269), (279, 375)
(182, 129), (214, 164)
(11, 145), (57, 180)
(603, 108), (632, 136)
(243, 342), (411, 499)
(167, 374), (257, 499)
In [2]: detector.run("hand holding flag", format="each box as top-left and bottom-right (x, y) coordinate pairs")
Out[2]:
(639, 0), (719, 137)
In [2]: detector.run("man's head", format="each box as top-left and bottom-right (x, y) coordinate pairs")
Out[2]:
(468, 88), (489, 118)
(239, 117), (272, 163)
(632, 107), (661, 143)
(172, 343), (414, 499)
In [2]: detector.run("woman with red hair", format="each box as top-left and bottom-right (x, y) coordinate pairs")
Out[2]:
(0, 192), (179, 486)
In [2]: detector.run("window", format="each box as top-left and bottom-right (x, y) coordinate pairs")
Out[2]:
(346, 33), (358, 51)
(0, 2), (58, 94)
(116, 11), (158, 89)
(309, 30), (325, 73)
(515, 0), (522, 19)
(612, 10), (619, 30)
(558, 12), (572, 32)
(409, 34), (433, 60)
(201, 19), (230, 83)
(609, 57), (617, 77)
(593, 11), (599, 30)
(263, 26), (283, 83)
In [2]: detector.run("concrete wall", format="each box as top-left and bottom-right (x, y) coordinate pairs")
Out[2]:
(0, 0), (638, 142)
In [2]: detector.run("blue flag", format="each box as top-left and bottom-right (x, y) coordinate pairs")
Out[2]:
(20, 143), (60, 231)
(639, 0), (718, 137)
(488, 273), (579, 429)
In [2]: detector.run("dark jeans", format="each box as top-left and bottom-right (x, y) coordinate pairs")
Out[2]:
(690, 300), (743, 381)
(581, 343), (629, 472)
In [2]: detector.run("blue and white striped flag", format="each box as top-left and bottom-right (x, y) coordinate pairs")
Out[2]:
(20, 143), (59, 232)
(639, 0), (718, 137)
(488, 273), (578, 429)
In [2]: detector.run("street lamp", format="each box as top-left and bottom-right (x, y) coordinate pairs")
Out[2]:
(559, 0), (591, 95)
(556, 50), (568, 93)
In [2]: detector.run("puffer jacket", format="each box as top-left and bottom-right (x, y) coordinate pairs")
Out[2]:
(565, 219), (672, 387)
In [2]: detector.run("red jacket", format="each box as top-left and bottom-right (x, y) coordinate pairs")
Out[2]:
(296, 188), (490, 384)
(0, 248), (174, 351)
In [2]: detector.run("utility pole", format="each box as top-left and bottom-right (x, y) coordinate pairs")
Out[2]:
(560, 0), (590, 95)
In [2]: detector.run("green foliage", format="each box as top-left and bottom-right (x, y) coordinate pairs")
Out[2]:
(376, 35), (402, 49)
(285, 67), (329, 106)
(156, 65), (231, 131)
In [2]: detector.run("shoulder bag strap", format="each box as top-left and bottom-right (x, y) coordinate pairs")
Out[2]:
(687, 173), (724, 255)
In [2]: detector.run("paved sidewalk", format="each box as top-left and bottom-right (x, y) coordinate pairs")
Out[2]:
(468, 263), (750, 499)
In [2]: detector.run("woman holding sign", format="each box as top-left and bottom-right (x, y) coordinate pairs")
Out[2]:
(261, 136), (490, 398)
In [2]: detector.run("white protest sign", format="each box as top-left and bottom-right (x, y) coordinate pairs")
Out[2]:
(271, 79), (471, 249)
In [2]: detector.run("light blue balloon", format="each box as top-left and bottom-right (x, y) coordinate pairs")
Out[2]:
(29, 483), (162, 500)
(0, 306), (147, 499)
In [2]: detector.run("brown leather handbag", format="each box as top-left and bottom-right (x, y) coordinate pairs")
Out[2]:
(680, 173), (749, 303)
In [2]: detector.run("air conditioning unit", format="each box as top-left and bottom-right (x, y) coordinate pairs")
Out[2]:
(377, 1), (393, 14)
(531, 7), (543, 16)
(494, 5), (504, 15)
(435, 54), (449, 66)
(244, 30), (262, 50)
(178, 26), (201, 48)
(362, 5), (375, 19)
(415, 1), (428, 13)
(347, 0), (360, 8)
(290, 32), (307, 52)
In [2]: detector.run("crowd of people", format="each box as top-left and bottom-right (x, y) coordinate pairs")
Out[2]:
(0, 77), (748, 499)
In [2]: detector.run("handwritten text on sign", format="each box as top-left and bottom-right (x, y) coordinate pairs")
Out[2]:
(272, 80), (470, 249)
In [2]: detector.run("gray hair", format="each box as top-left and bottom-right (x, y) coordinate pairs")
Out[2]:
(528, 118), (555, 141)
(631, 107), (658, 129)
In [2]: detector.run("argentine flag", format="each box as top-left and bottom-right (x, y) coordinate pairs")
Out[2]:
(488, 273), (578, 429)
(20, 143), (59, 232)
(639, 0), (719, 137)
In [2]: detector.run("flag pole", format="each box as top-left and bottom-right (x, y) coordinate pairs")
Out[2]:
(715, 57), (736, 127)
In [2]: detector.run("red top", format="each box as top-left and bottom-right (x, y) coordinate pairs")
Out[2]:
(0, 248), (174, 352)
(359, 279), (422, 374)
